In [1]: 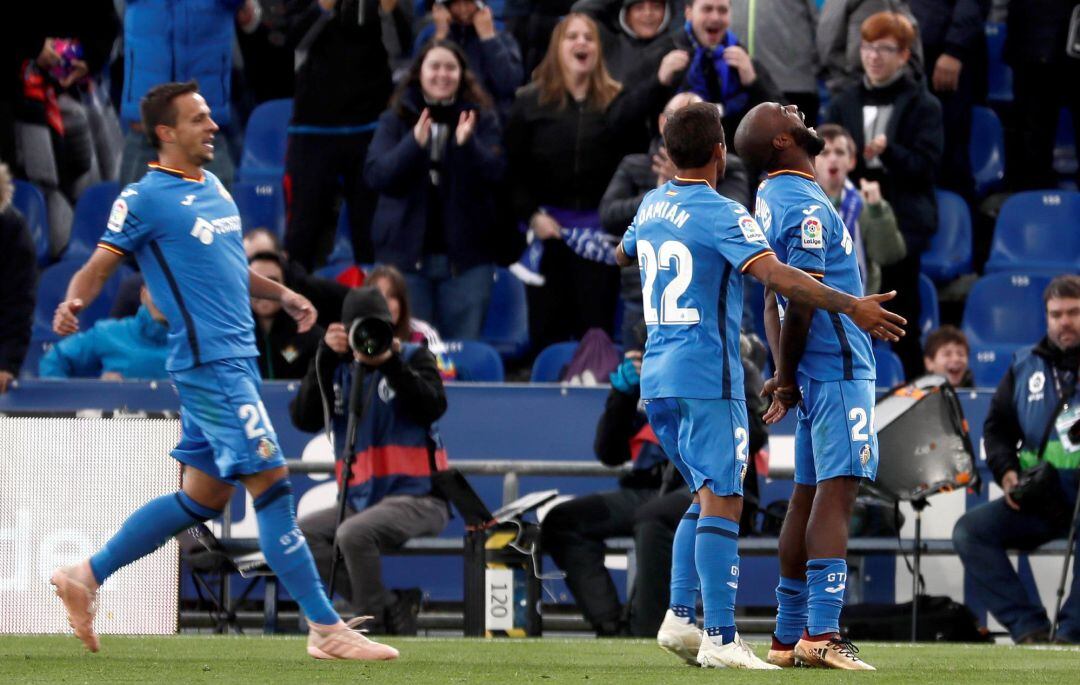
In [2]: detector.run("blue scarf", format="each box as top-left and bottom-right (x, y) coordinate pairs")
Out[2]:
(681, 23), (749, 117)
(838, 179), (868, 290)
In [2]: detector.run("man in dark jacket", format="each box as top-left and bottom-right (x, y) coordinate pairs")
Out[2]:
(571, 0), (678, 86)
(953, 275), (1080, 644)
(0, 163), (36, 392)
(824, 10), (943, 379)
(249, 251), (323, 380)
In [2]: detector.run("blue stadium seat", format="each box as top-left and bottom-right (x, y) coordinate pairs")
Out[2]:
(985, 190), (1080, 274)
(970, 106), (1005, 196)
(985, 23), (1012, 102)
(12, 179), (50, 265)
(481, 268), (529, 358)
(62, 181), (120, 262)
(530, 342), (579, 382)
(238, 99), (292, 184)
(921, 189), (972, 282)
(233, 180), (285, 239)
(443, 341), (504, 382)
(32, 261), (131, 343)
(963, 273), (1053, 387)
(919, 273), (939, 343)
(874, 346), (905, 388)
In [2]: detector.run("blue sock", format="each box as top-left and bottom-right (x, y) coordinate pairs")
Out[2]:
(90, 491), (219, 584)
(254, 480), (339, 626)
(806, 558), (847, 637)
(669, 502), (701, 623)
(696, 515), (740, 645)
(774, 576), (808, 645)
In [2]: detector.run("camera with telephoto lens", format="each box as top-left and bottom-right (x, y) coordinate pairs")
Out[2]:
(348, 317), (393, 357)
(340, 286), (395, 358)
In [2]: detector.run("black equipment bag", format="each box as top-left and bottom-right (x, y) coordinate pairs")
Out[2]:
(842, 595), (990, 642)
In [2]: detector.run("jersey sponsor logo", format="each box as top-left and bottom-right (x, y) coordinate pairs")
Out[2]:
(106, 198), (128, 232)
(120, 188), (138, 198)
(189, 215), (243, 245)
(801, 216), (823, 249)
(824, 582), (846, 594)
(180, 194), (195, 206)
(754, 197), (772, 231)
(738, 215), (767, 243)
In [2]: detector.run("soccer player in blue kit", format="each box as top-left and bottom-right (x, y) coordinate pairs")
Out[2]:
(735, 102), (882, 670)
(48, 82), (397, 661)
(615, 103), (904, 669)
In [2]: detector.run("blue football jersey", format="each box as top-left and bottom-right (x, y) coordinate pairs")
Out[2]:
(754, 170), (875, 382)
(98, 164), (255, 371)
(621, 178), (774, 400)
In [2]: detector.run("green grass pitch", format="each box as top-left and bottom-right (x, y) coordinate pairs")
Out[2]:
(3, 635), (1079, 683)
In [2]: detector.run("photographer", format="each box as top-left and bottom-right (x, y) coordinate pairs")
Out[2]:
(291, 286), (450, 635)
(952, 275), (1080, 644)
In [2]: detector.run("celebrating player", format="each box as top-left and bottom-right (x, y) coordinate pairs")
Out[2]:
(48, 81), (397, 661)
(735, 102), (880, 670)
(615, 102), (903, 669)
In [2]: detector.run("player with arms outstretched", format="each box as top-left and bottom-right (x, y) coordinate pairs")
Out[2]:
(735, 102), (881, 670)
(615, 102), (904, 669)
(48, 81), (397, 661)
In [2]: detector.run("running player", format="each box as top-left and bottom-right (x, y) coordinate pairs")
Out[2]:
(734, 102), (879, 670)
(615, 102), (904, 669)
(48, 81), (397, 661)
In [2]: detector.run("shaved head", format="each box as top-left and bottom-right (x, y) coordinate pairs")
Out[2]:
(734, 102), (825, 172)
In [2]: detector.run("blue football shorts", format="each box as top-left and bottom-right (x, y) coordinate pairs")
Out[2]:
(170, 357), (286, 483)
(793, 374), (879, 486)
(644, 397), (750, 497)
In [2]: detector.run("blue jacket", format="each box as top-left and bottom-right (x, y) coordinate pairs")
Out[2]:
(364, 87), (505, 273)
(120, 0), (242, 127)
(39, 306), (169, 379)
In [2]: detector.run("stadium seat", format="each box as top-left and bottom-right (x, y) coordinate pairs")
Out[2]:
(921, 189), (972, 282)
(963, 273), (1053, 387)
(970, 106), (1005, 196)
(233, 180), (285, 239)
(985, 190), (1080, 274)
(238, 98), (292, 184)
(481, 268), (530, 359)
(985, 23), (1012, 102)
(32, 261), (131, 344)
(443, 341), (504, 382)
(530, 342), (579, 382)
(12, 179), (50, 265)
(918, 273), (939, 343)
(874, 346), (905, 388)
(62, 181), (120, 262)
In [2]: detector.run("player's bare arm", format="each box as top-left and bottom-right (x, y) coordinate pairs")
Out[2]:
(763, 300), (813, 425)
(746, 254), (906, 341)
(615, 242), (632, 267)
(760, 288), (803, 424)
(53, 247), (126, 336)
(248, 268), (318, 333)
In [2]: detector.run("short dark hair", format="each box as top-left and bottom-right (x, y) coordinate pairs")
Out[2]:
(140, 81), (200, 150)
(247, 251), (284, 269)
(816, 123), (856, 158)
(923, 325), (968, 359)
(1045, 274), (1080, 305)
(663, 102), (724, 169)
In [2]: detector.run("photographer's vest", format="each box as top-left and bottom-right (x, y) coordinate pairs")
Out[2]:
(331, 344), (448, 511)
(1010, 346), (1080, 472)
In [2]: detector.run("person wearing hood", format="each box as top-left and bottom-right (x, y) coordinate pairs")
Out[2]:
(364, 40), (505, 341)
(39, 286), (169, 380)
(571, 0), (678, 85)
(291, 285), (450, 635)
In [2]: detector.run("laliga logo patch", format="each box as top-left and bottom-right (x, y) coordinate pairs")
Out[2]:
(754, 197), (772, 231)
(801, 215), (824, 249)
(257, 437), (277, 460)
(859, 444), (872, 466)
(107, 199), (128, 233)
(1028, 370), (1045, 401)
(738, 215), (766, 243)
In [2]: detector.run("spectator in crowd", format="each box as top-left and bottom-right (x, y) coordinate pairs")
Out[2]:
(542, 324), (768, 637)
(505, 12), (675, 353)
(39, 286), (168, 380)
(812, 123), (906, 295)
(0, 162), (37, 393)
(292, 286), (450, 635)
(367, 264), (456, 379)
(365, 40), (504, 341)
(922, 324), (973, 388)
(570, 0), (677, 86)
(284, 0), (403, 269)
(599, 92), (750, 341)
(249, 251), (323, 380)
(953, 275), (1080, 644)
(237, 0), (296, 103)
(730, 0), (821, 124)
(658, 0), (784, 147)
(818, 0), (923, 94)
(1003, 0), (1080, 191)
(823, 10), (943, 379)
(413, 0), (524, 121)
(118, 0), (253, 187)
(908, 0), (988, 202)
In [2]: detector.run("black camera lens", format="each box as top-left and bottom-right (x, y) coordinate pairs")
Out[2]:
(349, 317), (393, 357)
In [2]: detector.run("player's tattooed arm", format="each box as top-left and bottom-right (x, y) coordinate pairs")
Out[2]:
(54, 248), (125, 336)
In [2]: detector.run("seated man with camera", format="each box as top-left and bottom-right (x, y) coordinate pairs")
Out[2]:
(291, 286), (450, 635)
(953, 275), (1080, 644)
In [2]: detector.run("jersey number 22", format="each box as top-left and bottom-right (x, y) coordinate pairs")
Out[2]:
(638, 240), (700, 325)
